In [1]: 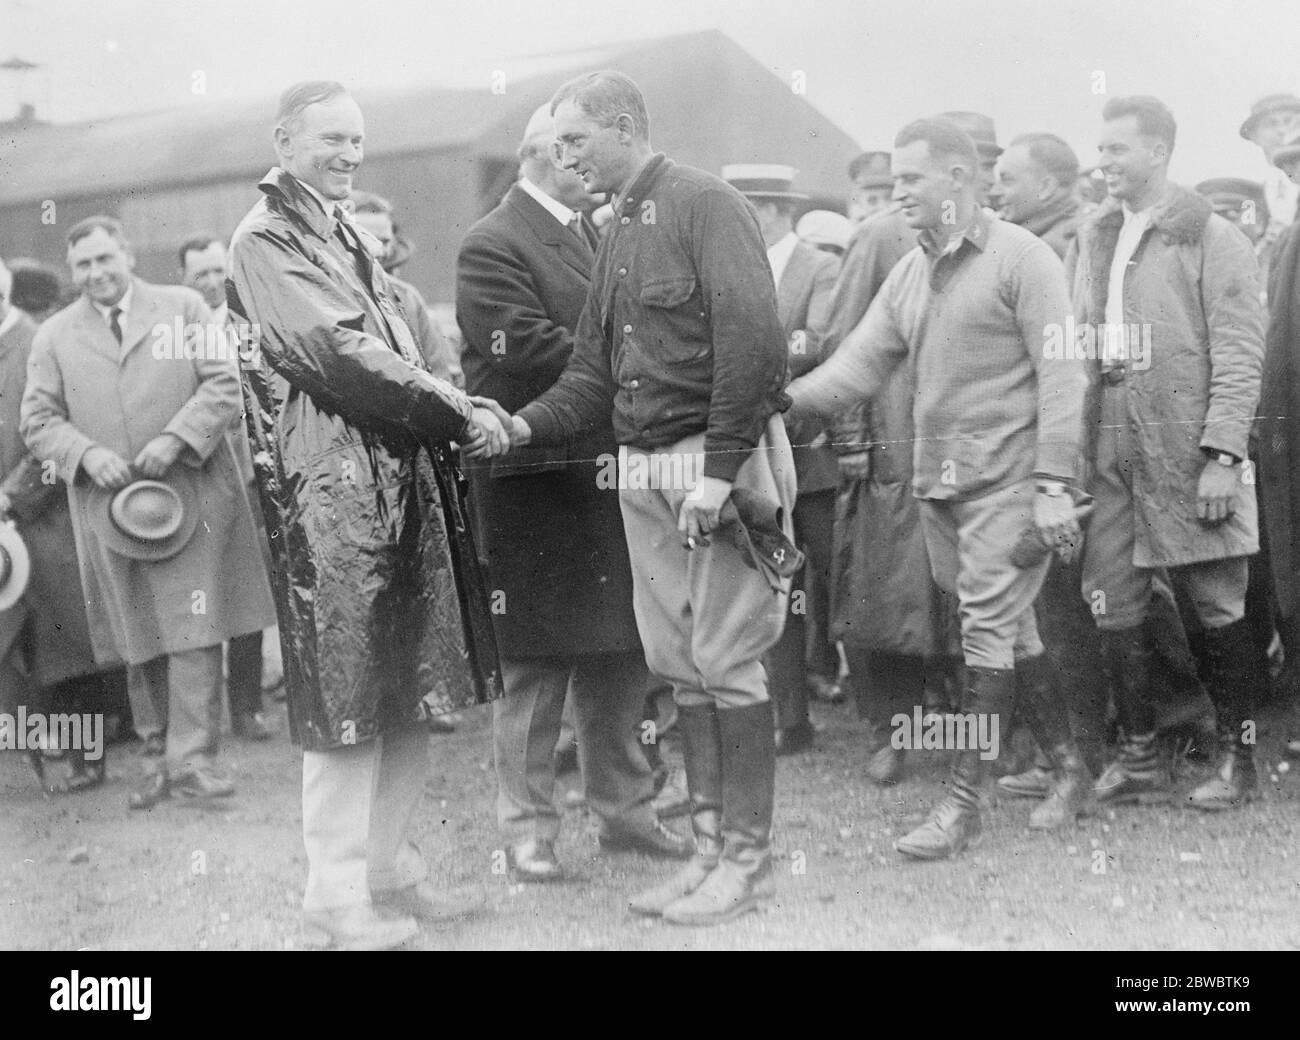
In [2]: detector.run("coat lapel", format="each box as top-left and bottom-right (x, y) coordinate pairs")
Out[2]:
(119, 279), (165, 362)
(69, 296), (123, 366)
(508, 185), (592, 280)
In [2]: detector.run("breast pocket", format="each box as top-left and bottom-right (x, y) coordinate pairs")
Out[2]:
(638, 275), (709, 365)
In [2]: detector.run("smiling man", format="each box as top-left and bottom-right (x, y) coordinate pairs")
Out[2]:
(479, 70), (794, 926)
(786, 118), (1090, 859)
(1074, 96), (1264, 812)
(226, 81), (506, 950)
(21, 217), (275, 810)
(990, 133), (1082, 260)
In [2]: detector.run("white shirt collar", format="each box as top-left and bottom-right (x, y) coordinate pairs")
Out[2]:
(0, 305), (21, 339)
(289, 173), (342, 222)
(766, 231), (799, 286)
(518, 176), (578, 228)
(91, 281), (133, 321)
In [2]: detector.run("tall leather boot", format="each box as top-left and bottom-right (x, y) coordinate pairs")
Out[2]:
(1013, 653), (1093, 830)
(1094, 626), (1171, 804)
(1188, 618), (1259, 810)
(895, 666), (1015, 860)
(662, 703), (775, 925)
(629, 703), (721, 916)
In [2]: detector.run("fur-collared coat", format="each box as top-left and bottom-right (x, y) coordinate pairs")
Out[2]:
(1071, 184), (1264, 567)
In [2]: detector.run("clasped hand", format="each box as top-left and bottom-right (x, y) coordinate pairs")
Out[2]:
(461, 397), (526, 459)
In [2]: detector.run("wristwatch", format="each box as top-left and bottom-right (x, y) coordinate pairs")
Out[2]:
(1203, 449), (1239, 468)
(1036, 480), (1066, 497)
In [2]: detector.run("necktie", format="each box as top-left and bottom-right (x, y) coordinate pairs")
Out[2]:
(108, 306), (123, 345)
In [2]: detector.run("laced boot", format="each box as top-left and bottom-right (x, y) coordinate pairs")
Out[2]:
(1094, 627), (1171, 805)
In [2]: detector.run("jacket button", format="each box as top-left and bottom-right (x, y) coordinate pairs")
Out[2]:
(620, 217), (630, 225)
(618, 267), (627, 276)
(623, 324), (632, 334)
(629, 379), (639, 389)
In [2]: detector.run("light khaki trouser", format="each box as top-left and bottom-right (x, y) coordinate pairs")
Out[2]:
(301, 725), (429, 912)
(617, 416), (796, 709)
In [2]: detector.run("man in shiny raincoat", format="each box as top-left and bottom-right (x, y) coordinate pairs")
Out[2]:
(227, 80), (505, 951)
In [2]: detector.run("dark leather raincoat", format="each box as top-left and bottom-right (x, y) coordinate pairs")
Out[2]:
(227, 168), (501, 752)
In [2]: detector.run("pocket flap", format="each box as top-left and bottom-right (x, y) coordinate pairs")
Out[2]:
(639, 276), (696, 308)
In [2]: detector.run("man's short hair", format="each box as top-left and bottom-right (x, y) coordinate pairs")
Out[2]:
(550, 70), (650, 140)
(1008, 132), (1080, 188)
(67, 215), (127, 249)
(1102, 95), (1177, 152)
(350, 191), (392, 216)
(894, 118), (980, 170)
(178, 234), (224, 270)
(7, 259), (63, 313)
(277, 80), (349, 133)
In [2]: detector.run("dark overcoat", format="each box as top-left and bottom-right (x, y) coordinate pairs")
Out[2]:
(457, 183), (641, 658)
(0, 311), (105, 689)
(1260, 220), (1300, 617)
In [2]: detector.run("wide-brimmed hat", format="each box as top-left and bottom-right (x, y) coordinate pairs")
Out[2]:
(0, 520), (32, 611)
(936, 111), (1002, 158)
(722, 487), (804, 592)
(85, 468), (200, 562)
(722, 164), (809, 202)
(1240, 93), (1300, 141)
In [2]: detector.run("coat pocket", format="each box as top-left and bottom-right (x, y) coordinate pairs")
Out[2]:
(637, 276), (709, 365)
(639, 275), (697, 308)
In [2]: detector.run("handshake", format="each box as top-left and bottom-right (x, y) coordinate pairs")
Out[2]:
(460, 397), (531, 459)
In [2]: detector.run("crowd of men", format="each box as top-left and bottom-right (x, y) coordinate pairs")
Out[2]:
(3, 72), (1300, 948)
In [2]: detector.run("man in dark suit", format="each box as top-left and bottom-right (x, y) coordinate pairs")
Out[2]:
(722, 165), (840, 753)
(457, 104), (688, 882)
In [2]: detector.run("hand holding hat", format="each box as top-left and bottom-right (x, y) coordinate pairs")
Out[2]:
(132, 433), (186, 479)
(82, 445), (133, 490)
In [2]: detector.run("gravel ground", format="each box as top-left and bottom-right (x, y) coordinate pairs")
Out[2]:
(3, 696), (1299, 950)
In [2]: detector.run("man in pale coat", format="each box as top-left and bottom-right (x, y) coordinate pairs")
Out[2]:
(1075, 96), (1265, 811)
(21, 216), (276, 809)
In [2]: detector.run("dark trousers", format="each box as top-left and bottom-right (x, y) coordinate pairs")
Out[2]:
(227, 630), (264, 717)
(843, 646), (926, 733)
(767, 488), (837, 729)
